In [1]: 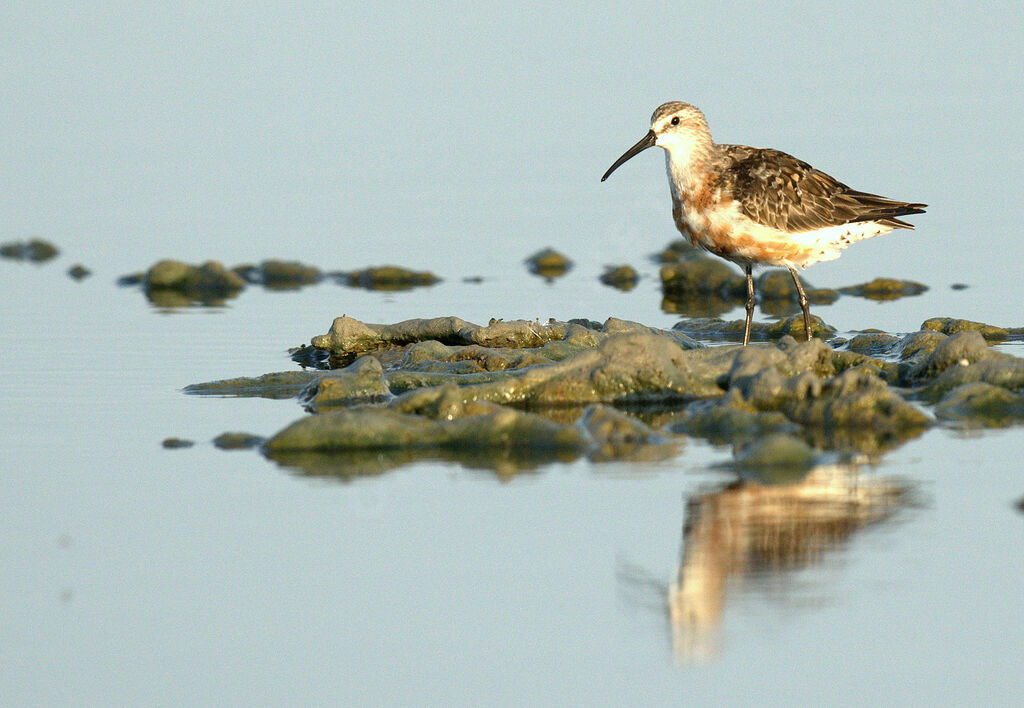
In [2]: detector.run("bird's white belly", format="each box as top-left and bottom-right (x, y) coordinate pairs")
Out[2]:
(679, 202), (894, 268)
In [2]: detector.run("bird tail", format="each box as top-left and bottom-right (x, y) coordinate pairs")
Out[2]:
(848, 191), (927, 230)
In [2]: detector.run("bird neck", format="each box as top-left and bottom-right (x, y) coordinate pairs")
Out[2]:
(664, 139), (716, 197)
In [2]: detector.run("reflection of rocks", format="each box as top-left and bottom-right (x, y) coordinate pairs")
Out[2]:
(270, 447), (572, 481)
(669, 465), (911, 663)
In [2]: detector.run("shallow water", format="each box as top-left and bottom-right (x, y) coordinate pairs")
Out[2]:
(3, 4), (1024, 705)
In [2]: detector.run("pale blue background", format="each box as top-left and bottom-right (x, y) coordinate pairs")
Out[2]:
(2, 2), (1023, 705)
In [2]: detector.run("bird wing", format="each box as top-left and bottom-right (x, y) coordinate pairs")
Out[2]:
(720, 146), (926, 232)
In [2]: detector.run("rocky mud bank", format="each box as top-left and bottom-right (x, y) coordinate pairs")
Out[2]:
(181, 313), (1024, 477)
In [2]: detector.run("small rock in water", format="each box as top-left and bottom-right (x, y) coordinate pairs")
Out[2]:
(525, 248), (572, 279)
(67, 264), (91, 280)
(838, 277), (928, 300)
(0, 238), (60, 262)
(599, 264), (639, 291)
(337, 265), (441, 291)
(213, 432), (264, 450)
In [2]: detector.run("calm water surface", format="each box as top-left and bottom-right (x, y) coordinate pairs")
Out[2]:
(2, 3), (1023, 705)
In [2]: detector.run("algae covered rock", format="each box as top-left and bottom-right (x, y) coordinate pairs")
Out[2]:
(577, 405), (678, 462)
(920, 317), (1024, 342)
(757, 270), (838, 305)
(234, 260), (322, 289)
(138, 259), (246, 305)
(389, 331), (731, 412)
(733, 433), (818, 471)
(525, 248), (573, 279)
(654, 239), (701, 263)
(310, 315), (579, 356)
(846, 332), (900, 356)
(672, 389), (798, 446)
(198, 312), (1021, 474)
(338, 265), (440, 290)
(671, 314), (836, 343)
(213, 432), (264, 449)
(185, 371), (325, 399)
(67, 264), (91, 280)
(935, 382), (1024, 427)
(907, 331), (995, 382)
(839, 278), (928, 300)
(660, 257), (745, 297)
(599, 264), (639, 291)
(0, 238), (59, 262)
(264, 404), (586, 454)
(299, 356), (391, 410)
(922, 351), (1024, 403)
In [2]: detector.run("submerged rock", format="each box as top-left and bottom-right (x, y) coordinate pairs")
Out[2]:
(839, 277), (928, 300)
(0, 238), (59, 262)
(757, 270), (839, 306)
(672, 389), (798, 446)
(661, 291), (739, 318)
(337, 265), (440, 291)
(733, 433), (819, 471)
(185, 371), (324, 399)
(234, 260), (322, 289)
(935, 382), (1024, 427)
(213, 432), (264, 449)
(132, 259), (246, 305)
(654, 239), (701, 263)
(577, 404), (679, 462)
(265, 404), (586, 453)
(525, 248), (573, 279)
(845, 332), (900, 356)
(671, 314), (836, 343)
(599, 264), (639, 291)
(660, 257), (746, 298)
(920, 317), (1024, 342)
(67, 264), (91, 280)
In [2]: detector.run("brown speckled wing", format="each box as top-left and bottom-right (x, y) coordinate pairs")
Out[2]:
(720, 146), (926, 232)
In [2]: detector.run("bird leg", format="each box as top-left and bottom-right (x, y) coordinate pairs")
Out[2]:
(786, 266), (812, 342)
(743, 264), (754, 346)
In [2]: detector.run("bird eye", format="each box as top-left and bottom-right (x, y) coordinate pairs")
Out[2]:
(670, 116), (680, 126)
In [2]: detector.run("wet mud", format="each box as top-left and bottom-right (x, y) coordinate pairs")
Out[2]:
(184, 312), (1024, 479)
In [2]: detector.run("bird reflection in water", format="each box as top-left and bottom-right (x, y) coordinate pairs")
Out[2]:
(668, 464), (911, 663)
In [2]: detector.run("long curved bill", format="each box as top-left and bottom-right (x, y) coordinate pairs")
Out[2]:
(600, 130), (657, 182)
